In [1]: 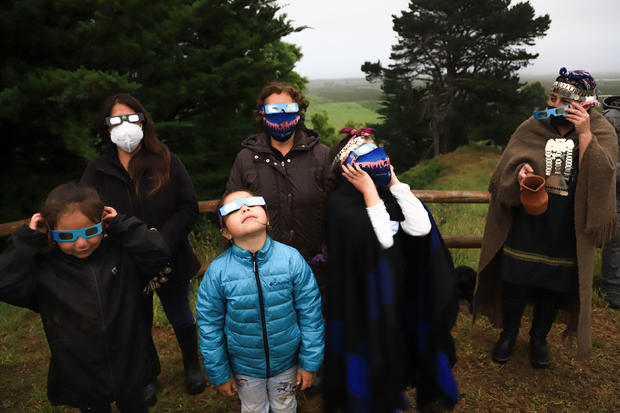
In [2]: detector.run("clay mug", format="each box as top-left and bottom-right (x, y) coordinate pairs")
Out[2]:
(520, 174), (548, 215)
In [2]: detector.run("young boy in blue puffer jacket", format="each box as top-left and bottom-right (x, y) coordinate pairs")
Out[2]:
(196, 189), (324, 413)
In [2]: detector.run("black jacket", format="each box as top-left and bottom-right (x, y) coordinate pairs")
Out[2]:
(81, 149), (200, 287)
(0, 215), (170, 407)
(225, 129), (330, 262)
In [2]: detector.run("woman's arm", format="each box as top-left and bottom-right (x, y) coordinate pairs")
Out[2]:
(105, 212), (171, 277)
(158, 155), (199, 253)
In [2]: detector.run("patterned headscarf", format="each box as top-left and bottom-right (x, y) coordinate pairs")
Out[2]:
(552, 67), (598, 104)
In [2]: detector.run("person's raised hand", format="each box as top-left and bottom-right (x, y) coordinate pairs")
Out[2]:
(342, 163), (375, 193)
(342, 163), (381, 207)
(564, 102), (592, 137)
(28, 213), (47, 233)
(388, 165), (401, 188)
(102, 206), (118, 222)
(215, 378), (237, 397)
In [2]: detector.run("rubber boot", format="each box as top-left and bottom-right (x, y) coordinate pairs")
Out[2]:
(142, 380), (157, 407)
(529, 291), (560, 369)
(492, 286), (526, 363)
(174, 324), (207, 394)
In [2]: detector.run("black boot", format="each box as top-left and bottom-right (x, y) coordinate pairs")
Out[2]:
(174, 324), (207, 394)
(492, 283), (526, 363)
(142, 380), (157, 407)
(529, 337), (550, 368)
(529, 290), (560, 369)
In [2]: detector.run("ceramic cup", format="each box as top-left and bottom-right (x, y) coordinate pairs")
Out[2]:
(520, 174), (548, 215)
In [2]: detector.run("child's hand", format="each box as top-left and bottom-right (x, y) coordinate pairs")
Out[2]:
(102, 206), (118, 222)
(215, 378), (237, 397)
(342, 163), (381, 207)
(342, 163), (374, 193)
(388, 165), (401, 188)
(296, 369), (316, 391)
(28, 213), (47, 234)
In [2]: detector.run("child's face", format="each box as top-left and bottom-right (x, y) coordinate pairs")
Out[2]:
(220, 191), (268, 241)
(55, 209), (103, 259)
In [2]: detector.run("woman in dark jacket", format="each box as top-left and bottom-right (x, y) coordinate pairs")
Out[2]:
(81, 93), (206, 404)
(226, 82), (330, 289)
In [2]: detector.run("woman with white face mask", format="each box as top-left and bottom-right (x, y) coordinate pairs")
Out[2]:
(80, 93), (206, 406)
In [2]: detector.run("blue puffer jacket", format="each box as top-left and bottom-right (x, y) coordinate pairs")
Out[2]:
(196, 236), (324, 386)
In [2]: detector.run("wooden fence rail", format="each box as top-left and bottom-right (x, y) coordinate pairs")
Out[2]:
(0, 190), (491, 248)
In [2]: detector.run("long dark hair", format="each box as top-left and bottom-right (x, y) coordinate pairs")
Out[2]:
(254, 82), (309, 133)
(98, 93), (171, 198)
(40, 183), (104, 230)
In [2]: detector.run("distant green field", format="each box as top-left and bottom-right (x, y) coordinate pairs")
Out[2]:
(306, 100), (383, 132)
(304, 78), (384, 132)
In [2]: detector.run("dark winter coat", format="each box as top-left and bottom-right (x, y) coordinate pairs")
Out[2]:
(225, 129), (330, 262)
(81, 149), (200, 288)
(0, 215), (170, 407)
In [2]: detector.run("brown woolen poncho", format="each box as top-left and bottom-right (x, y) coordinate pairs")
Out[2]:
(473, 110), (618, 358)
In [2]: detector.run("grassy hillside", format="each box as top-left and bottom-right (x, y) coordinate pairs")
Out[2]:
(305, 78), (383, 132)
(1, 144), (619, 412)
(399, 142), (503, 272)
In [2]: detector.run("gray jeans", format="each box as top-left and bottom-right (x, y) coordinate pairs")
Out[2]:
(601, 194), (620, 307)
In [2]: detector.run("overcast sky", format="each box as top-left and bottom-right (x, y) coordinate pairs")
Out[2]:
(278, 0), (620, 80)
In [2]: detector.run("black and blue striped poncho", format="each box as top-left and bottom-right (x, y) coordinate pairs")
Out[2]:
(323, 180), (460, 412)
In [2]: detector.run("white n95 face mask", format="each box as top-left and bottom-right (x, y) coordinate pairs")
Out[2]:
(110, 122), (144, 153)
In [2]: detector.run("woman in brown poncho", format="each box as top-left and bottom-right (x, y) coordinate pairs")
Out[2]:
(474, 68), (618, 367)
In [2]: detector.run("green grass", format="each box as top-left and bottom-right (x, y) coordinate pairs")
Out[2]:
(306, 100), (382, 132)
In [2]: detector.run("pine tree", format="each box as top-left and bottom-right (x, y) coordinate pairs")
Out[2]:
(0, 0), (305, 221)
(363, 0), (550, 170)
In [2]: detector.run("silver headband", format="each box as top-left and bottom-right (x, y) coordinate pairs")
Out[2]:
(551, 81), (598, 103)
(333, 136), (366, 165)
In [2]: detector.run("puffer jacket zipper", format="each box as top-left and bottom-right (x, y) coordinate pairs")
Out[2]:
(252, 252), (271, 377)
(88, 261), (118, 398)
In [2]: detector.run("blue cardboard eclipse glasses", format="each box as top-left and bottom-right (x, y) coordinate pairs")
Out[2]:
(51, 222), (103, 242)
(261, 103), (299, 114)
(104, 112), (145, 126)
(344, 143), (378, 165)
(218, 197), (266, 218)
(533, 105), (571, 120)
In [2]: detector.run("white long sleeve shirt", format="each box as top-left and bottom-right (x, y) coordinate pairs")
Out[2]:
(366, 183), (432, 249)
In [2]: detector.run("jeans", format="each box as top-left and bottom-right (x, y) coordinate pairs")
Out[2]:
(235, 365), (297, 413)
(144, 279), (195, 331)
(156, 279), (195, 329)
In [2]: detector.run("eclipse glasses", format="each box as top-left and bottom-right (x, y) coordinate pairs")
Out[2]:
(261, 103), (299, 114)
(104, 112), (145, 126)
(344, 143), (378, 165)
(218, 197), (266, 218)
(533, 105), (571, 120)
(50, 222), (103, 242)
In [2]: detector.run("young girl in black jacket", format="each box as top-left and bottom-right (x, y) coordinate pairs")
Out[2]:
(0, 183), (170, 412)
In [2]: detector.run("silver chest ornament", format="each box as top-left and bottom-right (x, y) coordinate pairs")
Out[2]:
(544, 138), (575, 196)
